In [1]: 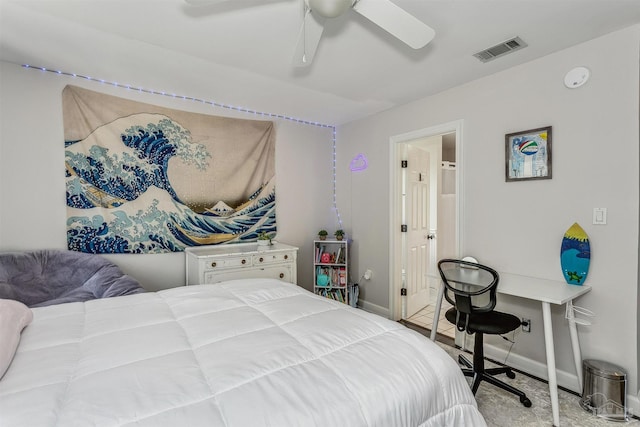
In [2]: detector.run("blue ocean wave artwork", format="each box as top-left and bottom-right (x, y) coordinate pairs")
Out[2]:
(66, 113), (276, 254)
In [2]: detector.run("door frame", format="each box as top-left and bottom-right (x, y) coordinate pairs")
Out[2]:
(388, 120), (464, 321)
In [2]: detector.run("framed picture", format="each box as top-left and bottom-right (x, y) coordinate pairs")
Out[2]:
(505, 126), (552, 182)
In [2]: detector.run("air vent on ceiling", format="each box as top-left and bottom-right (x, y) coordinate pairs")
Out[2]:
(473, 37), (528, 63)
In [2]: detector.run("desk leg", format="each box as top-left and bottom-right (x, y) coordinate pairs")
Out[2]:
(542, 301), (560, 427)
(430, 283), (444, 341)
(567, 301), (583, 390)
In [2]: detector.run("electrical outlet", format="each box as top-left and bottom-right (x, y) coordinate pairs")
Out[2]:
(364, 269), (372, 280)
(522, 318), (531, 333)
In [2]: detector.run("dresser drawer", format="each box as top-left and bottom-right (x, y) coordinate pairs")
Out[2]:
(204, 256), (250, 270)
(252, 251), (294, 266)
(204, 265), (292, 284)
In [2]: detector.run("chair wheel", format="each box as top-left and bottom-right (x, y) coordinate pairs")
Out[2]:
(506, 370), (516, 379)
(520, 396), (532, 407)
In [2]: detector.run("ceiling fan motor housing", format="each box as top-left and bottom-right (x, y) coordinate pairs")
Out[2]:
(308, 0), (354, 18)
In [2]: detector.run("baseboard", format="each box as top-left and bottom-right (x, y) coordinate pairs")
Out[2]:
(484, 343), (580, 392)
(484, 343), (640, 418)
(357, 299), (390, 318)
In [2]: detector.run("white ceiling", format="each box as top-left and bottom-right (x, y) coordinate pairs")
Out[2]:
(1, 0), (639, 124)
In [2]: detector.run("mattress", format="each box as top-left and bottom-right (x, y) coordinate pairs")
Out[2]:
(0, 278), (486, 426)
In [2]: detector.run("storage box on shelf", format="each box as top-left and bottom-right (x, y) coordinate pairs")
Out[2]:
(185, 242), (298, 285)
(314, 239), (349, 304)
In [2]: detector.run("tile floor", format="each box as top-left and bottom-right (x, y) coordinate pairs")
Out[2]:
(406, 287), (456, 338)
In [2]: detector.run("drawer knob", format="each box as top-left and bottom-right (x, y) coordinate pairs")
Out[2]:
(242, 259), (246, 264)
(259, 257), (264, 263)
(279, 273), (284, 279)
(284, 255), (288, 260)
(211, 262), (217, 268)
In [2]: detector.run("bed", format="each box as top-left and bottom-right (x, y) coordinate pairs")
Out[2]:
(0, 278), (486, 426)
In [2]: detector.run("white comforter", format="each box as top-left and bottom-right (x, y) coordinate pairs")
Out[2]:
(0, 278), (486, 426)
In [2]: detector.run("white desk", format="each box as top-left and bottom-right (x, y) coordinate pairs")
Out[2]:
(430, 271), (592, 427)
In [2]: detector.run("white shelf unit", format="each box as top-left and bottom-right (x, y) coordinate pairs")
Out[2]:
(313, 239), (349, 304)
(185, 242), (298, 285)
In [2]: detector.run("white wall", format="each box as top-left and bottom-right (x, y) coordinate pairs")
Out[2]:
(338, 25), (640, 398)
(0, 61), (335, 292)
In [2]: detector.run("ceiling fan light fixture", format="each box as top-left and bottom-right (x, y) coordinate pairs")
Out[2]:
(308, 0), (353, 18)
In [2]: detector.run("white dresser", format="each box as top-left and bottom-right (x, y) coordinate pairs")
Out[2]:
(185, 242), (298, 285)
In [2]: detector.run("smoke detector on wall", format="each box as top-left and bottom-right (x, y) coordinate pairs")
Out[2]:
(564, 66), (590, 88)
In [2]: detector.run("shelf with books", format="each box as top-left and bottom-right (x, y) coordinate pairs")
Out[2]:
(313, 239), (349, 304)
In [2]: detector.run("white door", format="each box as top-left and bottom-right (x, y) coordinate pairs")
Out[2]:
(405, 145), (431, 317)
(390, 122), (460, 322)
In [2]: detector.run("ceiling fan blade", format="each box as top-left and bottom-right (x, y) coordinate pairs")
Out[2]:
(353, 0), (435, 49)
(292, 10), (325, 67)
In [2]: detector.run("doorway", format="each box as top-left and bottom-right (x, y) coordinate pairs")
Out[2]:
(389, 121), (463, 334)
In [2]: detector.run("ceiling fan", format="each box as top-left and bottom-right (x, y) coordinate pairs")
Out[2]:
(184, 0), (436, 67)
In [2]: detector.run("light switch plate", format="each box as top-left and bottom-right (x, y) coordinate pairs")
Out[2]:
(593, 208), (607, 225)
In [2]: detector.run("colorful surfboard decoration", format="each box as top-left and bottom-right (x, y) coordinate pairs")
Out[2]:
(560, 222), (591, 285)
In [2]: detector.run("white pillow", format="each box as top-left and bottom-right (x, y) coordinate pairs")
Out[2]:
(0, 299), (33, 380)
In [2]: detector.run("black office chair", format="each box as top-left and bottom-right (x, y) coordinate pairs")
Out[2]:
(438, 258), (532, 407)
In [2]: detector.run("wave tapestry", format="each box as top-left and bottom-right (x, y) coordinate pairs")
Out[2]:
(63, 85), (276, 254)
